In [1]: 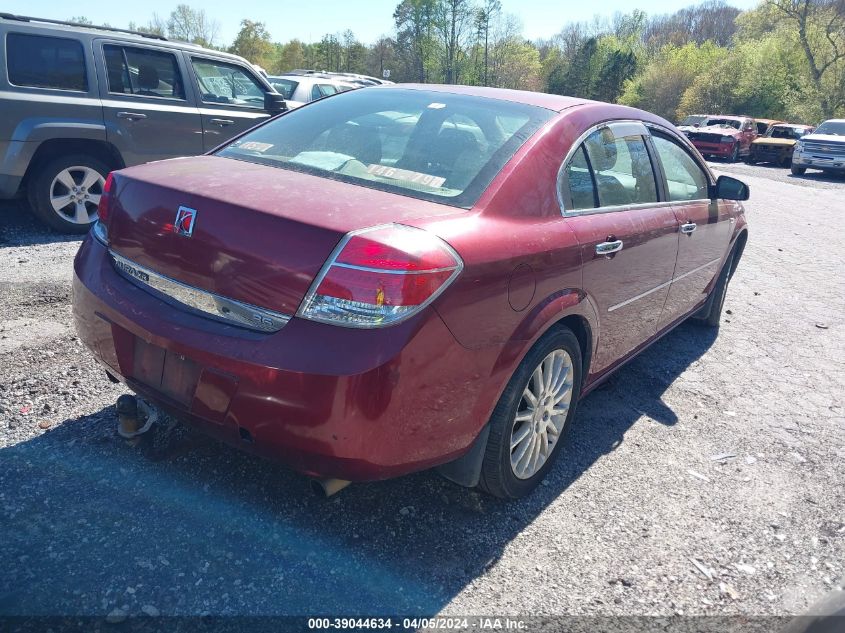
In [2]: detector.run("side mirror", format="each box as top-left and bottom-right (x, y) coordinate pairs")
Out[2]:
(264, 92), (288, 114)
(713, 175), (749, 201)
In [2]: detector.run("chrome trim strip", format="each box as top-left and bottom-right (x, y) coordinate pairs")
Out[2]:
(109, 251), (291, 333)
(607, 257), (721, 313)
(331, 262), (459, 275)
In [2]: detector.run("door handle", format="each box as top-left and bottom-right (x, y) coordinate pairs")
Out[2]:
(595, 239), (623, 256)
(680, 222), (698, 234)
(210, 118), (235, 126)
(116, 111), (147, 121)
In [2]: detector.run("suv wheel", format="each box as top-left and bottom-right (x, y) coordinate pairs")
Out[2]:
(477, 328), (583, 499)
(28, 155), (110, 233)
(790, 164), (806, 176)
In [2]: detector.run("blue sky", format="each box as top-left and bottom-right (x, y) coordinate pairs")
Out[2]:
(8, 0), (761, 45)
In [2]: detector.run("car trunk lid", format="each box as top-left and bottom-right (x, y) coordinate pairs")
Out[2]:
(106, 156), (460, 316)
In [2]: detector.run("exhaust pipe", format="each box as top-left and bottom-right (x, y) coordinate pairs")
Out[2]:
(310, 477), (351, 497)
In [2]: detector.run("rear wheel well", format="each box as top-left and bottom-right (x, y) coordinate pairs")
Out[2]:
(550, 314), (592, 382)
(22, 139), (124, 194)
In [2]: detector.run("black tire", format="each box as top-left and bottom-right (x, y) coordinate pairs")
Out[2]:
(791, 164), (806, 176)
(27, 154), (110, 233)
(478, 327), (583, 499)
(745, 156), (756, 165)
(728, 143), (740, 163)
(695, 251), (736, 327)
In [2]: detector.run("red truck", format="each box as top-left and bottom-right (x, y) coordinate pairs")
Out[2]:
(684, 115), (758, 162)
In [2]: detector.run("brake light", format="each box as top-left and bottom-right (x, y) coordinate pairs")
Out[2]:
(97, 173), (114, 224)
(92, 173), (114, 245)
(298, 224), (463, 328)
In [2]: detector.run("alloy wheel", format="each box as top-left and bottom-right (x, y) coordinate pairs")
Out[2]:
(509, 349), (574, 479)
(49, 166), (105, 225)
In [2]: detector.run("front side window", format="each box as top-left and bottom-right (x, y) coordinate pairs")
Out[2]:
(192, 59), (265, 108)
(104, 45), (184, 99)
(582, 128), (658, 207)
(651, 135), (709, 201)
(6, 33), (87, 91)
(269, 78), (298, 100)
(217, 88), (553, 207)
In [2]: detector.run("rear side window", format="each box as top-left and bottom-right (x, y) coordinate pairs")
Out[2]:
(582, 128), (658, 207)
(103, 45), (184, 99)
(565, 146), (598, 210)
(6, 33), (87, 91)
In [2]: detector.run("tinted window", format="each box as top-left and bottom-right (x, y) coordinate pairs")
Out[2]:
(192, 59), (265, 108)
(582, 128), (658, 207)
(104, 45), (184, 99)
(651, 135), (709, 201)
(564, 146), (597, 210)
(6, 33), (87, 91)
(217, 88), (553, 208)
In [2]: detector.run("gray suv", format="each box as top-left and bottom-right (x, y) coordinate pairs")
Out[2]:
(0, 13), (287, 232)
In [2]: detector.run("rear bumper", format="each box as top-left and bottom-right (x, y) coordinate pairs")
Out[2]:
(72, 236), (496, 481)
(793, 151), (845, 172)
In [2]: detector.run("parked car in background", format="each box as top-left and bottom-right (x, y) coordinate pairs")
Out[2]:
(73, 84), (748, 499)
(289, 69), (393, 86)
(0, 13), (289, 233)
(747, 123), (814, 166)
(677, 114), (708, 134)
(791, 119), (845, 176)
(753, 118), (780, 135)
(685, 115), (758, 162)
(266, 74), (356, 104)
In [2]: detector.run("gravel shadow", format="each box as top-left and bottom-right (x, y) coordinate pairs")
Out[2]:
(0, 322), (717, 616)
(0, 200), (83, 247)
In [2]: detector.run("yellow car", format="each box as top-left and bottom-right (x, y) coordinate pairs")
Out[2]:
(746, 123), (815, 166)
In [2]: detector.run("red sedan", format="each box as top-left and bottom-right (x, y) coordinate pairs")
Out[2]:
(73, 85), (749, 499)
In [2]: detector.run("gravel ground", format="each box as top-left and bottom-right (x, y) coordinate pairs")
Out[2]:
(0, 164), (843, 621)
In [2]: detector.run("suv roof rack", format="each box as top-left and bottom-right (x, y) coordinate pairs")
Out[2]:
(0, 13), (168, 41)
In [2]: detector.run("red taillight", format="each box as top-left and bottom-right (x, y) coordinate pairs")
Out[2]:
(97, 173), (114, 224)
(298, 224), (463, 328)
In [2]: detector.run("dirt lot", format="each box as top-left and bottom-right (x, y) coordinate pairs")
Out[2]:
(0, 163), (843, 621)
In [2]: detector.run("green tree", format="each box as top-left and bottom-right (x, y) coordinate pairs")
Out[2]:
(229, 20), (275, 68)
(764, 0), (845, 118)
(620, 42), (727, 121)
(166, 4), (219, 47)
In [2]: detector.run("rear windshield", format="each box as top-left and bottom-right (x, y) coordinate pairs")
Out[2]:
(216, 88), (554, 208)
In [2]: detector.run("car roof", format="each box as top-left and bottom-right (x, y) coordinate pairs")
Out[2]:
(379, 84), (591, 112)
(0, 13), (249, 63)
